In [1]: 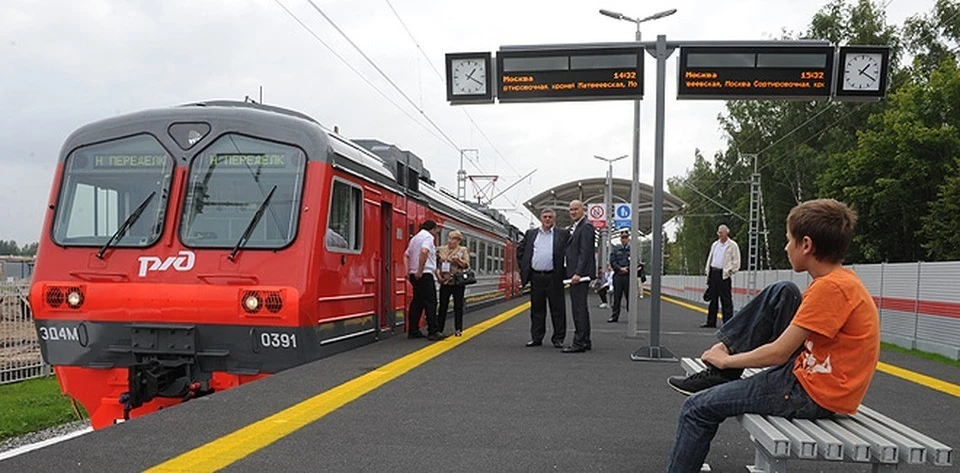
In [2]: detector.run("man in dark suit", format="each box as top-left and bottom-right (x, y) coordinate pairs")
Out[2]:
(518, 208), (568, 348)
(563, 200), (596, 353)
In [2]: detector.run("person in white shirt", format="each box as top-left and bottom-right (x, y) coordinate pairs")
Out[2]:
(703, 224), (741, 328)
(592, 265), (613, 308)
(404, 220), (442, 340)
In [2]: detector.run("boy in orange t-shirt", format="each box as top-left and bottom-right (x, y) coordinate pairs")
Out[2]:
(664, 199), (880, 473)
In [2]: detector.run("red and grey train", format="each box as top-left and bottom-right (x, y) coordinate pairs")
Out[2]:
(30, 101), (522, 429)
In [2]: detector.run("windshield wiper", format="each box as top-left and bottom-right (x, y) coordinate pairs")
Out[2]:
(228, 185), (277, 262)
(97, 191), (156, 259)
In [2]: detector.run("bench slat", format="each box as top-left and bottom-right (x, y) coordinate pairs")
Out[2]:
(766, 416), (817, 458)
(814, 418), (872, 462)
(680, 357), (704, 376)
(739, 414), (792, 457)
(847, 412), (927, 464)
(835, 417), (898, 463)
(791, 418), (844, 460)
(856, 405), (953, 466)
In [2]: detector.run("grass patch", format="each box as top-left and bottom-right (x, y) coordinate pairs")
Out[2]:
(0, 376), (85, 441)
(882, 342), (960, 369)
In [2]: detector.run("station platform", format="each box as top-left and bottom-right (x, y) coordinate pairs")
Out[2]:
(2, 293), (957, 472)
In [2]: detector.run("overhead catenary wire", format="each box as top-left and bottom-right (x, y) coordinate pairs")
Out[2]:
(383, 0), (526, 181)
(302, 0), (473, 168)
(382, 0), (529, 207)
(271, 0), (448, 146)
(275, 1), (525, 209)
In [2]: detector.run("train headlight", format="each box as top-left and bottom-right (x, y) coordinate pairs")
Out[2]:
(66, 291), (83, 308)
(63, 287), (84, 309)
(242, 292), (261, 313)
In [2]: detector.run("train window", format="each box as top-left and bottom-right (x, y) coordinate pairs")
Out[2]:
(478, 241), (486, 273)
(469, 239), (477, 270)
(180, 134), (305, 249)
(52, 134), (174, 247)
(487, 244), (494, 273)
(326, 178), (363, 252)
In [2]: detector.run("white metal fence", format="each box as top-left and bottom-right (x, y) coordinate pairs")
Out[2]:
(1, 280), (47, 385)
(659, 261), (960, 360)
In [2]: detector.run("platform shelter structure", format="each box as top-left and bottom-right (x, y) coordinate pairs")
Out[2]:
(522, 177), (685, 337)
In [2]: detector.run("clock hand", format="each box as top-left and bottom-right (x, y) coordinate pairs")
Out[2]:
(861, 71), (876, 82)
(470, 76), (483, 85)
(858, 64), (871, 75)
(466, 68), (477, 80)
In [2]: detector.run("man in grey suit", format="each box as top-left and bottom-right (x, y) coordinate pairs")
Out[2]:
(563, 200), (596, 353)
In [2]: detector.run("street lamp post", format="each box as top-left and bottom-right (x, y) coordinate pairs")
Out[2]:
(599, 7), (676, 338)
(593, 154), (627, 274)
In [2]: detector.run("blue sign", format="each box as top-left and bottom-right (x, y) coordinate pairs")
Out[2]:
(613, 203), (631, 228)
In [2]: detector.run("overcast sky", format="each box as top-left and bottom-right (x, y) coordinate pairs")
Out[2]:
(0, 0), (934, 244)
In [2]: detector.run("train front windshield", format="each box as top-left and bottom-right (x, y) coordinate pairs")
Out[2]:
(53, 135), (174, 247)
(180, 134), (306, 249)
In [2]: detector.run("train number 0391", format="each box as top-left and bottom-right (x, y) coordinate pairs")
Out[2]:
(260, 332), (298, 348)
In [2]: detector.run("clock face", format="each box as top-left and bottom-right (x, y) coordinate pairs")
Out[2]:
(843, 53), (882, 91)
(451, 58), (487, 96)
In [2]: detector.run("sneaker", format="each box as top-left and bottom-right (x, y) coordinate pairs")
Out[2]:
(666, 367), (743, 396)
(599, 303), (608, 308)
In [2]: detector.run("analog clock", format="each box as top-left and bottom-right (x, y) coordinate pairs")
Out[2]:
(842, 52), (882, 91)
(450, 58), (487, 96)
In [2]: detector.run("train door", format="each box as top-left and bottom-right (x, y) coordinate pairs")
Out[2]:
(379, 201), (394, 332)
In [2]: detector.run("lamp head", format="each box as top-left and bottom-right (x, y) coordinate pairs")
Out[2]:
(640, 8), (677, 22)
(599, 9), (624, 20)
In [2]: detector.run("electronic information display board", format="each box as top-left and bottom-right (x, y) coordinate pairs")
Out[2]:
(677, 46), (834, 100)
(496, 45), (644, 102)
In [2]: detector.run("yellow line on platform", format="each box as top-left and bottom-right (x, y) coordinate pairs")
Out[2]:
(146, 301), (531, 473)
(659, 293), (960, 399)
(876, 362), (960, 397)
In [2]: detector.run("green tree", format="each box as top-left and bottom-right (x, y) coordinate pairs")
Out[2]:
(19, 242), (39, 257)
(920, 157), (960, 259)
(903, 0), (960, 78)
(819, 58), (960, 261)
(0, 240), (19, 256)
(671, 0), (903, 269)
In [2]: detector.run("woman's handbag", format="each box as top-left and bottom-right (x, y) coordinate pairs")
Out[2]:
(454, 270), (477, 286)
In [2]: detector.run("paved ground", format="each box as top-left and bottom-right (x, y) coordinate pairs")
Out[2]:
(1, 293), (957, 472)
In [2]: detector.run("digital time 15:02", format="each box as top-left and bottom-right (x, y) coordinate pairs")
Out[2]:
(800, 71), (824, 79)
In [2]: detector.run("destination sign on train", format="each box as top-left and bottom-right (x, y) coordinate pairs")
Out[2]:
(92, 154), (168, 167)
(211, 153), (288, 167)
(677, 46), (834, 100)
(496, 45), (644, 102)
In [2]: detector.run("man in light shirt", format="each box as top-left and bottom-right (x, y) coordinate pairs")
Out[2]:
(517, 208), (568, 348)
(404, 220), (443, 340)
(703, 224), (740, 328)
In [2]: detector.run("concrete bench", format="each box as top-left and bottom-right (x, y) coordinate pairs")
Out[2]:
(679, 358), (953, 472)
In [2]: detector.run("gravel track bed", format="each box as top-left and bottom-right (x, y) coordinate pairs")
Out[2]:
(0, 420), (91, 454)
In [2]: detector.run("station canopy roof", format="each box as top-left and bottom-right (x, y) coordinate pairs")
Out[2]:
(523, 177), (686, 234)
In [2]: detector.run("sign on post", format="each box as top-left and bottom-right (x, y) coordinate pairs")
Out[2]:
(587, 204), (607, 229)
(677, 46), (834, 100)
(496, 44), (644, 103)
(613, 203), (631, 229)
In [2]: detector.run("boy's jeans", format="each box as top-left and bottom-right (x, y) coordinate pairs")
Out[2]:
(665, 281), (834, 473)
